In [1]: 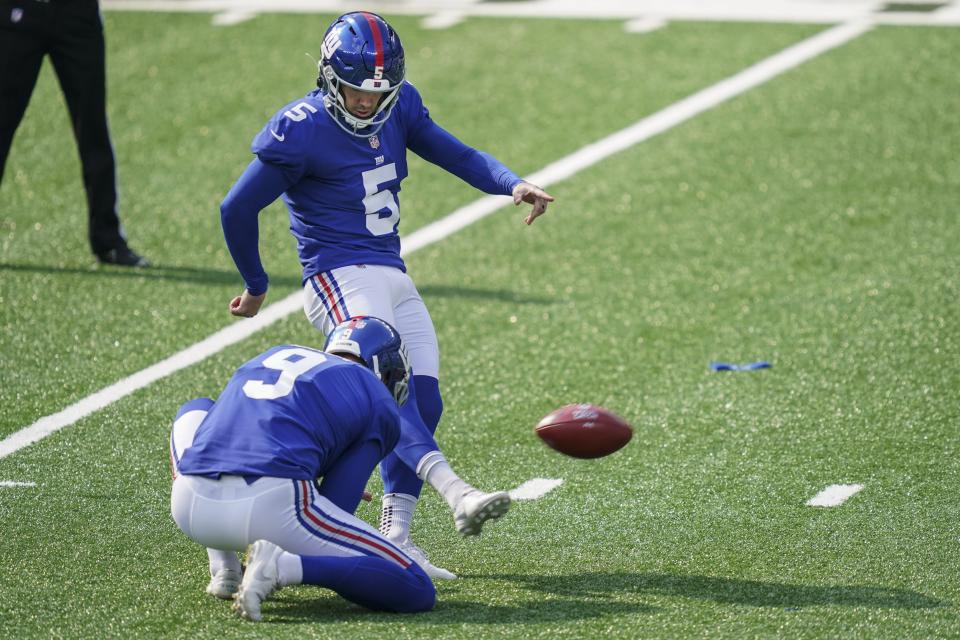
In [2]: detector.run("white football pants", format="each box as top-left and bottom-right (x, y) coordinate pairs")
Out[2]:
(169, 409), (412, 569)
(302, 264), (440, 379)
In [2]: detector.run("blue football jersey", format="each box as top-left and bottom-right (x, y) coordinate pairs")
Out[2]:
(223, 82), (522, 293)
(177, 345), (401, 480)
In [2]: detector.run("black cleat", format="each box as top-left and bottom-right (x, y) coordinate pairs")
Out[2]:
(97, 246), (150, 268)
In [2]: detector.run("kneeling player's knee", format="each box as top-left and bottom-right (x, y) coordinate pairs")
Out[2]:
(401, 565), (436, 613)
(411, 585), (436, 613)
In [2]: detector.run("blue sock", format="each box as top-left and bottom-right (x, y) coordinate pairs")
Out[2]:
(299, 554), (435, 613)
(380, 375), (443, 497)
(413, 376), (443, 433)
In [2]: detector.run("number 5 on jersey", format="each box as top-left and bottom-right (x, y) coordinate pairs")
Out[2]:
(284, 102), (319, 122)
(362, 164), (399, 236)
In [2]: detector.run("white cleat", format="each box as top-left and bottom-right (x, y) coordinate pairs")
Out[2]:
(454, 490), (511, 536)
(397, 539), (457, 580)
(205, 568), (242, 599)
(232, 540), (283, 622)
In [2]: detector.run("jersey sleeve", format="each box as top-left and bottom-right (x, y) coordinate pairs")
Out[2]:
(224, 99), (321, 295)
(220, 159), (295, 295)
(402, 84), (522, 196)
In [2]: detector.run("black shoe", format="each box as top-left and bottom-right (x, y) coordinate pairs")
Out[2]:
(97, 246), (150, 267)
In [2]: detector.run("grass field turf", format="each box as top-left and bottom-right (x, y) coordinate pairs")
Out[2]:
(1, 11), (959, 639)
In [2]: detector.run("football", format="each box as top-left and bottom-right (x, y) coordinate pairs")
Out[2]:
(534, 404), (633, 459)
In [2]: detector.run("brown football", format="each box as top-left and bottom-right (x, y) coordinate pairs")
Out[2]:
(534, 404), (633, 459)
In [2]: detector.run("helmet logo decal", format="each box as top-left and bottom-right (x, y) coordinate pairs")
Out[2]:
(321, 31), (342, 61)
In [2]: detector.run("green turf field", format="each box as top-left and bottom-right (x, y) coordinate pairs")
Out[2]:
(1, 11), (958, 639)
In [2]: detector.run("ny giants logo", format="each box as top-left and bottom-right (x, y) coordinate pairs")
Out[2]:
(321, 32), (342, 60)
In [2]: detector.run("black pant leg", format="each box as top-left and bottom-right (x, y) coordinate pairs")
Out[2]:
(48, 0), (124, 254)
(0, 1), (49, 184)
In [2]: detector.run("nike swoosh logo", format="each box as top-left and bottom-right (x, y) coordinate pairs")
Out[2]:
(270, 129), (285, 142)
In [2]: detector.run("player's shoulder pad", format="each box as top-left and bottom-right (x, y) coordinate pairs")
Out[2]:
(395, 81), (429, 130)
(397, 81), (423, 110)
(252, 92), (327, 160)
(257, 344), (326, 364)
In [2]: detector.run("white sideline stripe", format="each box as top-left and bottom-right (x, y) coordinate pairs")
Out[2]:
(624, 17), (668, 33)
(212, 10), (257, 26)
(98, 0), (960, 27)
(510, 478), (564, 501)
(0, 481), (37, 488)
(806, 484), (864, 507)
(0, 21), (869, 461)
(421, 12), (465, 30)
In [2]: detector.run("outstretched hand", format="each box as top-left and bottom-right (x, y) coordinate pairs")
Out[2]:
(512, 181), (555, 225)
(229, 290), (266, 318)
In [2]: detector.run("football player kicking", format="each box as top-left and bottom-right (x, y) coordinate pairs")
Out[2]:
(169, 317), (509, 619)
(220, 11), (553, 578)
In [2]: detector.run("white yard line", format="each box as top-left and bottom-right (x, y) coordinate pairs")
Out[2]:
(0, 295), (301, 459)
(0, 21), (870, 461)
(0, 481), (37, 488)
(509, 478), (564, 501)
(806, 483), (865, 507)
(401, 20), (872, 254)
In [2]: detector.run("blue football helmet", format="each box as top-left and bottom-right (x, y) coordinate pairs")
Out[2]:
(317, 12), (405, 137)
(324, 316), (410, 406)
